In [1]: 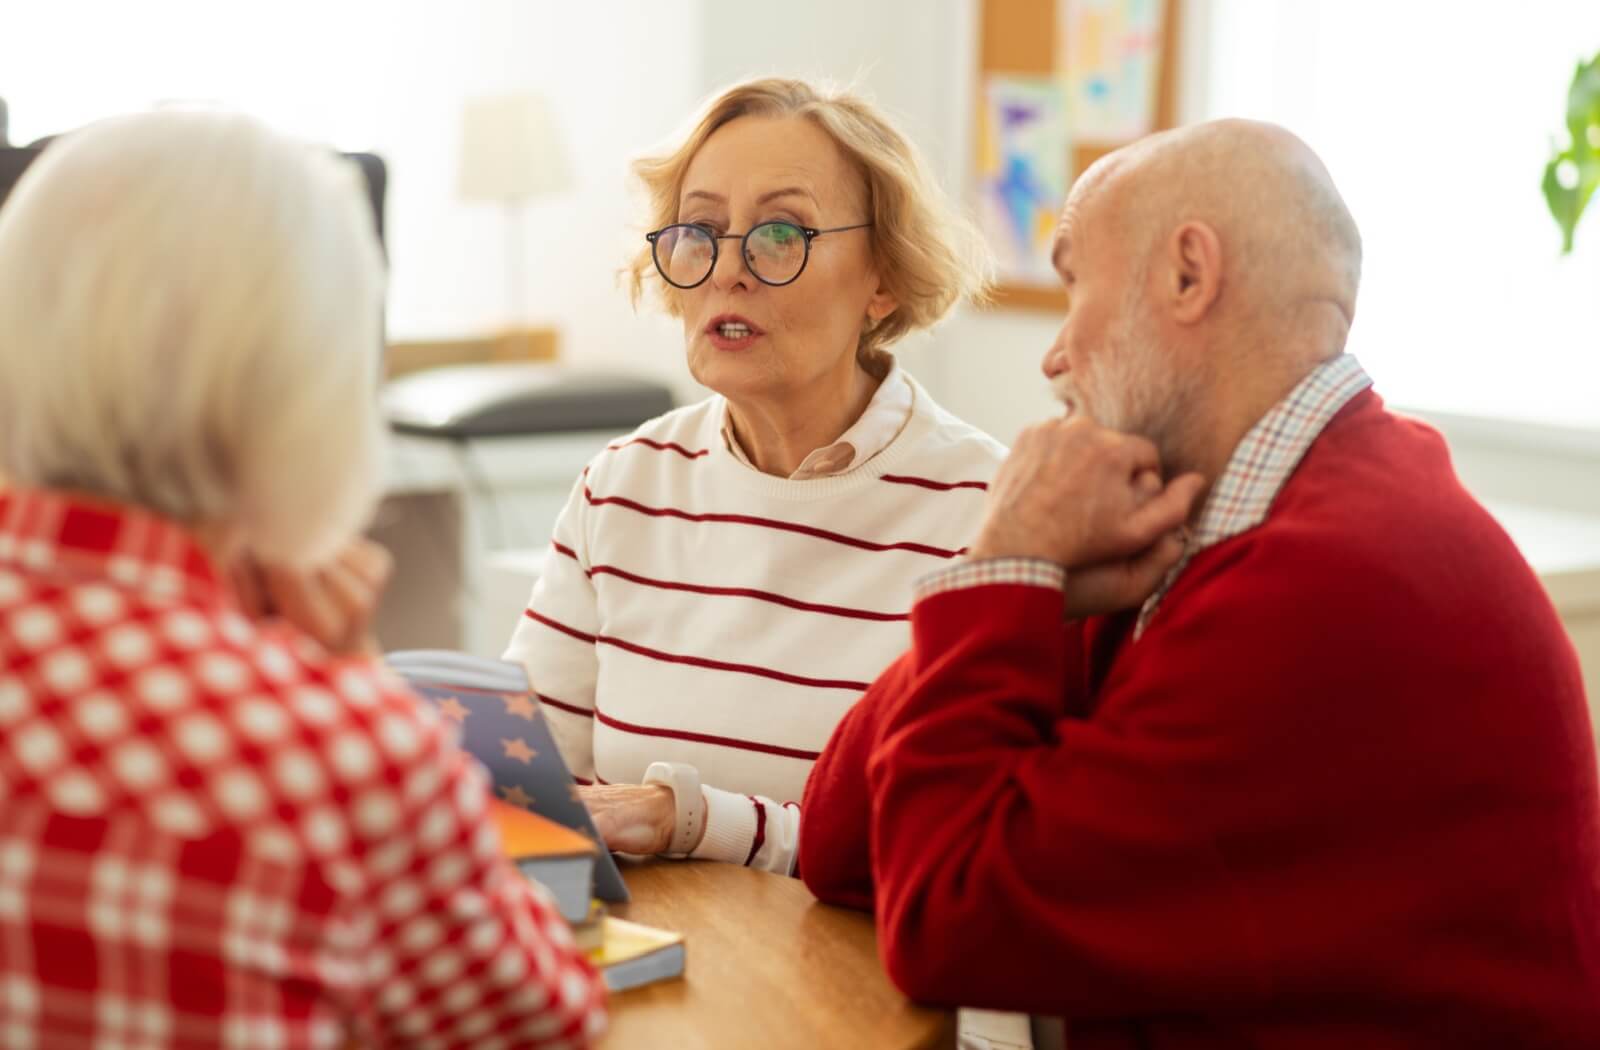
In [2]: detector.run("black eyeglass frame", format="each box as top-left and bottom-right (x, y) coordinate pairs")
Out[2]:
(644, 220), (873, 289)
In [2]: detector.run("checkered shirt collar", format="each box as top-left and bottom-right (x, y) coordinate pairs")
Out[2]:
(0, 487), (224, 606)
(1136, 354), (1372, 634)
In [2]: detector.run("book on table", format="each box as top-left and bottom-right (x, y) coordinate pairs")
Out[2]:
(489, 798), (597, 925)
(571, 898), (607, 952)
(589, 916), (686, 992)
(492, 812), (685, 992)
(389, 650), (684, 990)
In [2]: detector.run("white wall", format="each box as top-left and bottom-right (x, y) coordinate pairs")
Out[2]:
(3, 0), (702, 394)
(1200, 0), (1600, 430)
(7, 0), (1597, 441)
(699, 0), (973, 190)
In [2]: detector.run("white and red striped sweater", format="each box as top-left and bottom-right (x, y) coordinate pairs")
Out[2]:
(503, 370), (1005, 873)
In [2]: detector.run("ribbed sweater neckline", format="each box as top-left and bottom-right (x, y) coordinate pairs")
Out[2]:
(699, 377), (940, 502)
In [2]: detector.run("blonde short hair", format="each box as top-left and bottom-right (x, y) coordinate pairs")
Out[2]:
(627, 78), (991, 369)
(0, 111), (386, 566)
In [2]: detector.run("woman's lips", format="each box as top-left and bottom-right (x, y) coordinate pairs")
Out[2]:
(705, 314), (764, 351)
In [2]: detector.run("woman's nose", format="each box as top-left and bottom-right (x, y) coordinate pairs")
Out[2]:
(709, 237), (752, 291)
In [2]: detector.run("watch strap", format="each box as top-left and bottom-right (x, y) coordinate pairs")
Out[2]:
(642, 761), (705, 857)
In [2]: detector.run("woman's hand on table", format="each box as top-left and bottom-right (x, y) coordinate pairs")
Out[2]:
(580, 783), (694, 855)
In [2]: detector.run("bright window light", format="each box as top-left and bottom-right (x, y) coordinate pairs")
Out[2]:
(1203, 0), (1600, 428)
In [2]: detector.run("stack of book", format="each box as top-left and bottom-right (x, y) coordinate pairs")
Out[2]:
(490, 799), (597, 924)
(491, 800), (685, 991)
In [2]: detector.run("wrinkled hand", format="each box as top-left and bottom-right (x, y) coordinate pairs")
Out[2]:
(229, 538), (393, 657)
(578, 783), (681, 855)
(1063, 530), (1187, 619)
(969, 417), (1205, 570)
(1061, 469), (1189, 619)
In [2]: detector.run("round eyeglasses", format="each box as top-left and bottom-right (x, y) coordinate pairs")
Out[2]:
(645, 220), (872, 289)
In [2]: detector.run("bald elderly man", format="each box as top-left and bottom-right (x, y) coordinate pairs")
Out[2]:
(801, 120), (1600, 1046)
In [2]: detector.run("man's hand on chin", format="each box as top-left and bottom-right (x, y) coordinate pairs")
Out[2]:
(966, 416), (1204, 589)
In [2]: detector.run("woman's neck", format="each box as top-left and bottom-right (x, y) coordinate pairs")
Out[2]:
(726, 363), (882, 477)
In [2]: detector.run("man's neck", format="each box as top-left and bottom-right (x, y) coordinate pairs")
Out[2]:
(726, 364), (880, 477)
(1177, 347), (1343, 514)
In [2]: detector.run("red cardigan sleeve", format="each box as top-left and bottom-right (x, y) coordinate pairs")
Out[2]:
(865, 578), (1276, 1016)
(799, 651), (916, 910)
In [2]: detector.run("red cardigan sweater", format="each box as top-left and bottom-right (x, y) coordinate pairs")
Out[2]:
(801, 393), (1600, 1047)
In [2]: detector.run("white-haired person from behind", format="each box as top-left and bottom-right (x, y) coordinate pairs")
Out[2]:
(0, 112), (605, 1047)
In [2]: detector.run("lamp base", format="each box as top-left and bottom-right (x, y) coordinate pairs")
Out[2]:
(387, 326), (559, 379)
(488, 326), (559, 363)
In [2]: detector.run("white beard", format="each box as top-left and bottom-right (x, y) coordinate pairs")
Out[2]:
(1050, 306), (1195, 464)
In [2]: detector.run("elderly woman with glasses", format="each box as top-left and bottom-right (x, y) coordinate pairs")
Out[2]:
(504, 77), (1003, 873)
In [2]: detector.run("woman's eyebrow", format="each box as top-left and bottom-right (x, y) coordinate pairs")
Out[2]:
(680, 187), (818, 208)
(755, 186), (818, 207)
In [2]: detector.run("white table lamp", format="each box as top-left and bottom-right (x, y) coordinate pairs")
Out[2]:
(457, 93), (573, 332)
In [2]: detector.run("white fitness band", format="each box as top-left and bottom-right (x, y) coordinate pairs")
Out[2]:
(642, 761), (706, 858)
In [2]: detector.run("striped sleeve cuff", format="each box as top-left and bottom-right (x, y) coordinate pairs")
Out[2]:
(691, 785), (761, 865)
(914, 557), (1067, 603)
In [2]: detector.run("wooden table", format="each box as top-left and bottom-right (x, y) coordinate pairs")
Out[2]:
(600, 860), (953, 1049)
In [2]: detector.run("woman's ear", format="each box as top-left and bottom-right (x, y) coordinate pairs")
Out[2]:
(866, 281), (899, 325)
(1168, 220), (1222, 325)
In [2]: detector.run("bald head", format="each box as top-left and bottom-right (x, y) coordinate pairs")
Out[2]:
(1042, 121), (1363, 480)
(1072, 119), (1361, 344)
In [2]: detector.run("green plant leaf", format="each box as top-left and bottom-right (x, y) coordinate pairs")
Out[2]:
(1548, 52), (1600, 252)
(1567, 55), (1600, 153)
(1545, 156), (1581, 253)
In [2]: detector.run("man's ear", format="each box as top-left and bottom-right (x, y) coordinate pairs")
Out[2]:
(1167, 221), (1222, 325)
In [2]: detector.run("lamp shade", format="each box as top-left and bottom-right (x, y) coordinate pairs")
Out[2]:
(457, 93), (573, 202)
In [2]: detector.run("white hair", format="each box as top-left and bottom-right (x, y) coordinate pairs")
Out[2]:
(0, 110), (386, 567)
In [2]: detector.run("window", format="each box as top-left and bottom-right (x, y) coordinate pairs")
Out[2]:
(1201, 0), (1600, 428)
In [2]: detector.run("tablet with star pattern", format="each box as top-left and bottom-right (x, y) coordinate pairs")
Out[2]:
(385, 649), (629, 903)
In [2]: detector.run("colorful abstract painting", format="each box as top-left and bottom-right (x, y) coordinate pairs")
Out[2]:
(979, 75), (1072, 286)
(1061, 0), (1165, 143)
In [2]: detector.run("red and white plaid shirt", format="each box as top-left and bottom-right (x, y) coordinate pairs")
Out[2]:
(0, 488), (606, 1048)
(1132, 353), (1371, 634)
(917, 355), (1373, 632)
